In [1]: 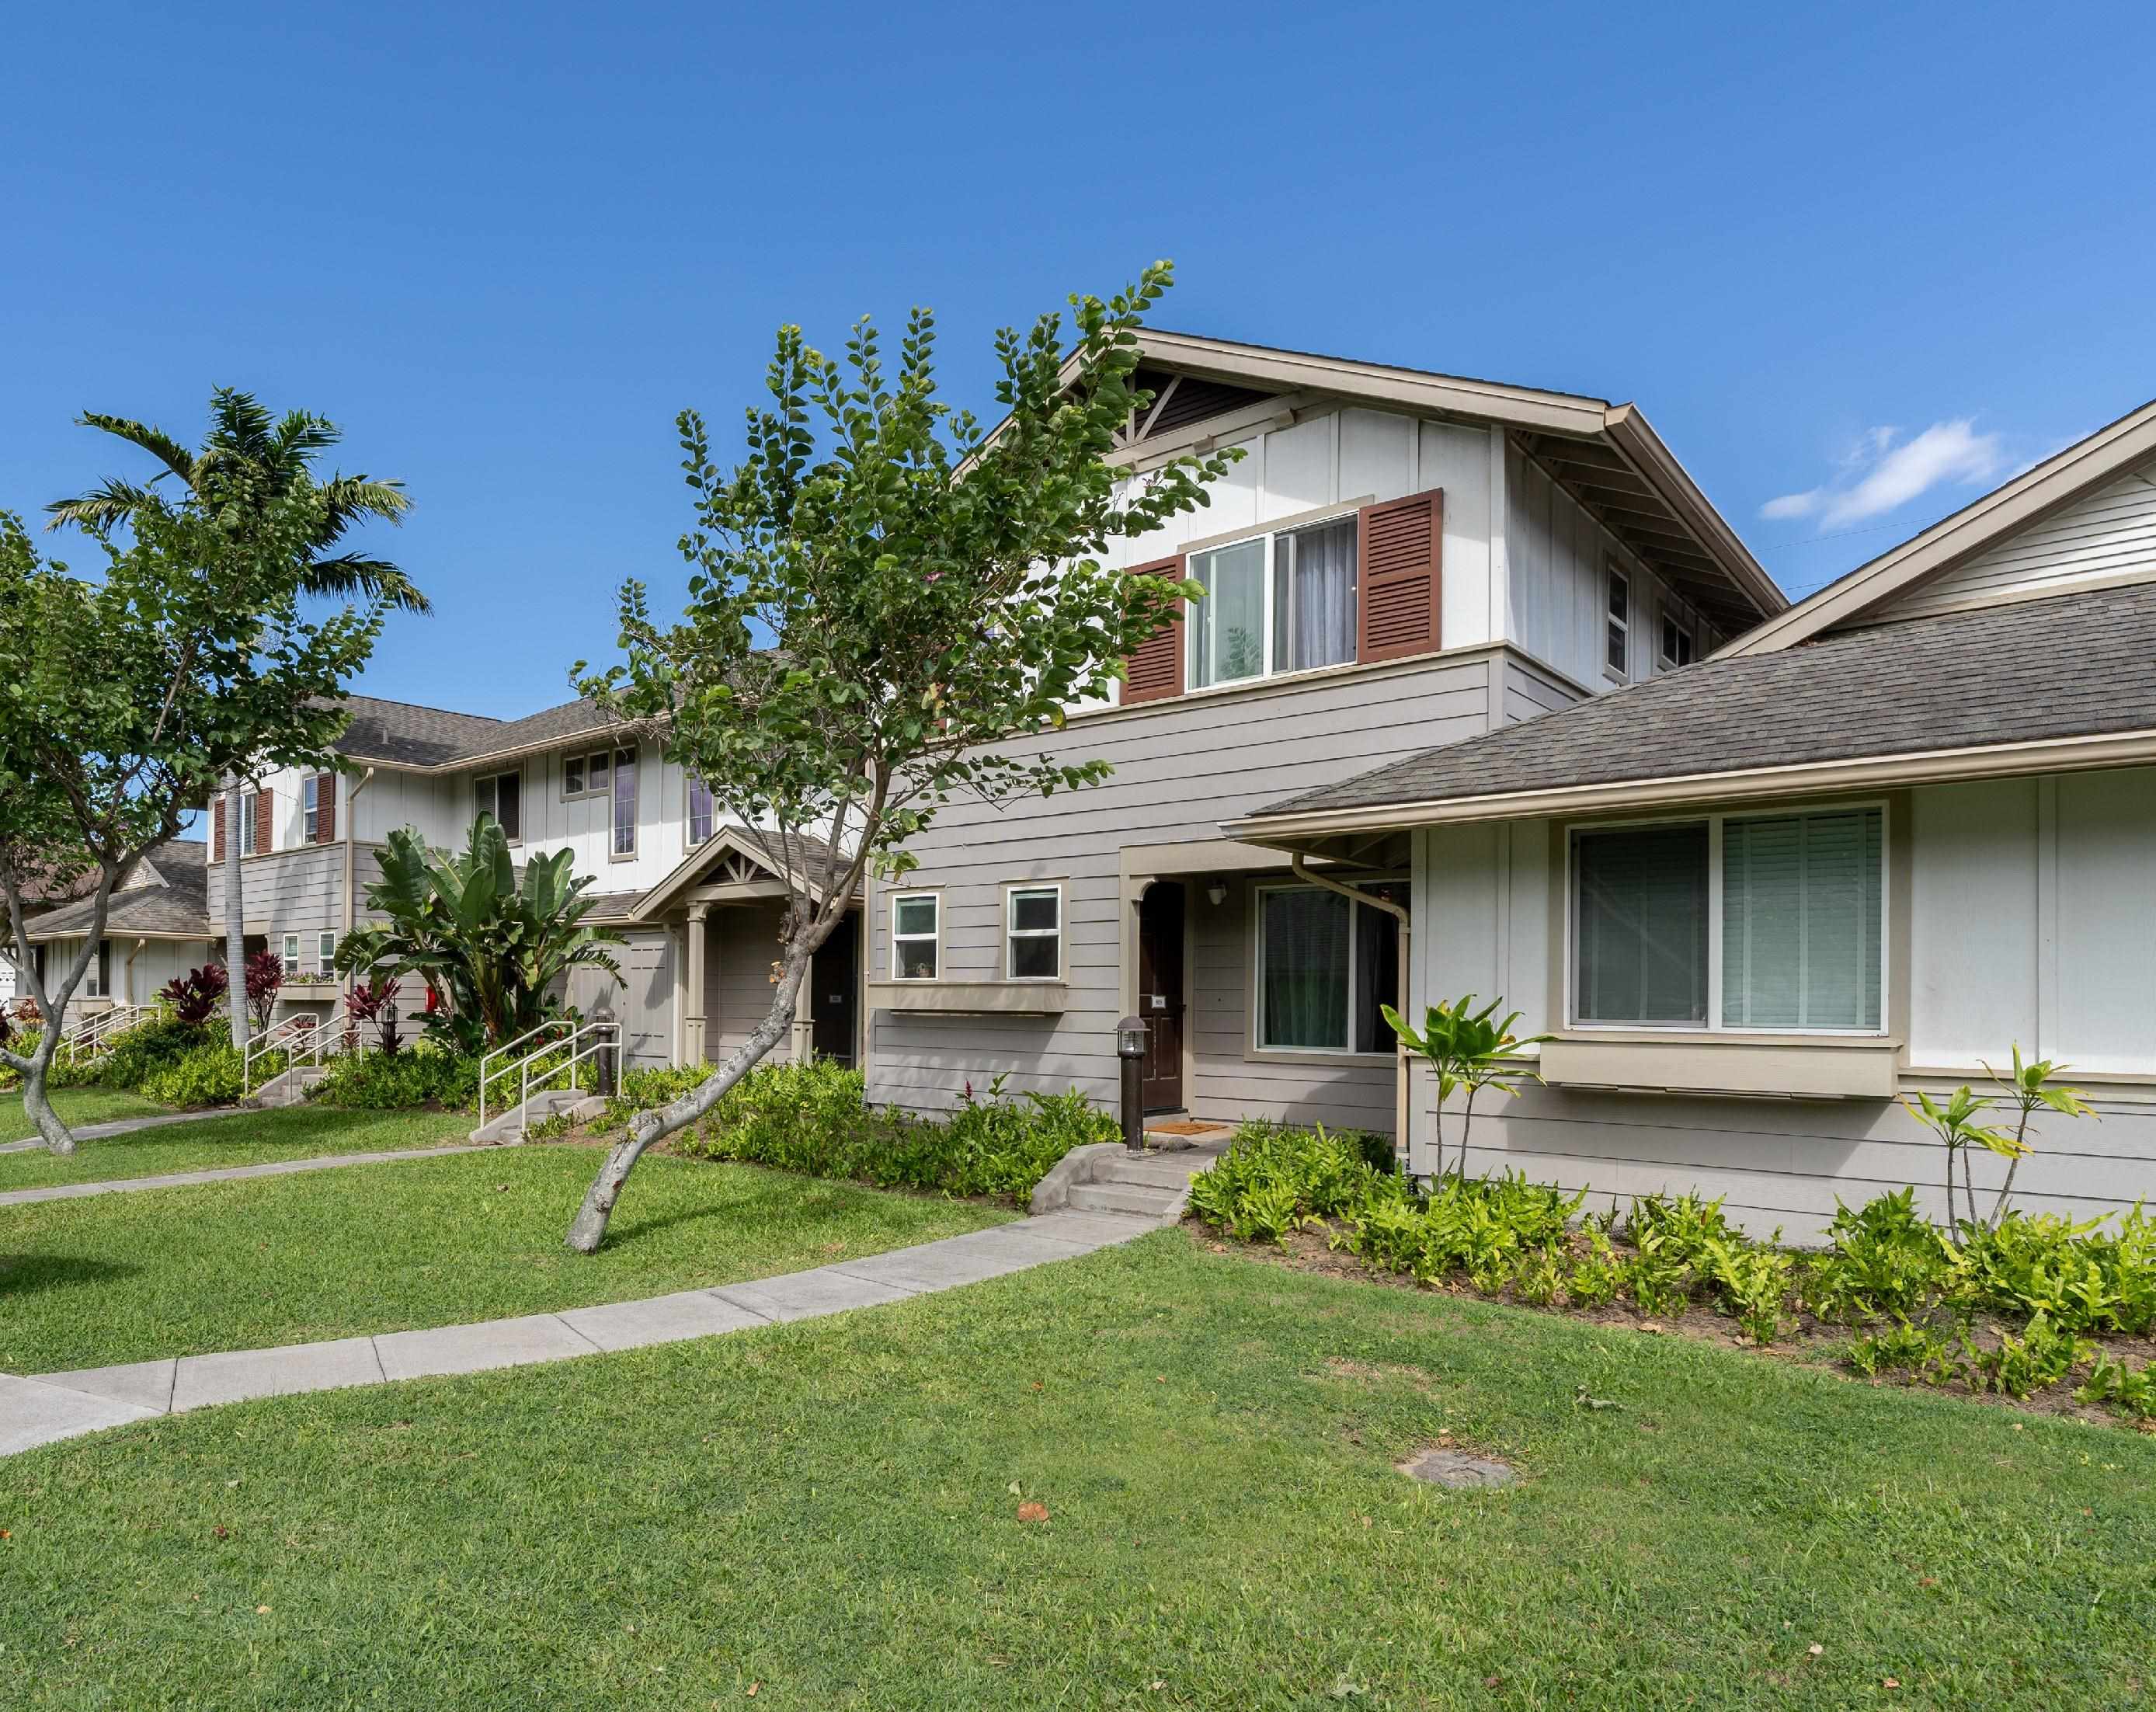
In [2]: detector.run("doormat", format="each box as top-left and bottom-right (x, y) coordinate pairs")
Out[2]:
(1146, 1119), (1228, 1136)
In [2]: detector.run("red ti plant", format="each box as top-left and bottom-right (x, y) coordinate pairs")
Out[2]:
(158, 962), (229, 1025)
(345, 975), (403, 1056)
(243, 948), (284, 1031)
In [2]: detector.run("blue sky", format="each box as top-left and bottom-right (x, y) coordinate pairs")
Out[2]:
(5, 1), (2153, 721)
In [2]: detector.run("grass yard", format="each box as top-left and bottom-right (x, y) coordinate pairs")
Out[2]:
(0, 1147), (1011, 1373)
(5, 1233), (2152, 1710)
(5, 1086), (172, 1137)
(0, 1105), (473, 1192)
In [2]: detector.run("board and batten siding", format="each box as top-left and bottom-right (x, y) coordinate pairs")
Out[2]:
(865, 650), (1497, 1119)
(1869, 455), (2156, 623)
(1407, 774), (2156, 1241)
(1102, 406), (1497, 692)
(701, 899), (798, 1067)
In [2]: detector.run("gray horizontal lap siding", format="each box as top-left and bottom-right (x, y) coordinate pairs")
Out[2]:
(1420, 1077), (2156, 1245)
(866, 654), (1495, 1121)
(204, 845), (362, 935)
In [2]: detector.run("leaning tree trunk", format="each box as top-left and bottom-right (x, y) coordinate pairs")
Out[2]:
(564, 949), (811, 1254)
(19, 1042), (76, 1155)
(224, 777), (249, 1049)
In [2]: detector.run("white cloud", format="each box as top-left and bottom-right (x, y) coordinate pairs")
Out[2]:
(1761, 419), (2008, 529)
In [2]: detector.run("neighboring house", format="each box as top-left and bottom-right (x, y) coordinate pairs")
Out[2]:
(18, 840), (217, 1023)
(857, 332), (1786, 1135)
(1226, 395), (2156, 1237)
(195, 697), (861, 1068)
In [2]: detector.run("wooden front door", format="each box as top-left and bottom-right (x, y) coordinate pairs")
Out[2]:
(809, 914), (860, 1067)
(1136, 882), (1186, 1112)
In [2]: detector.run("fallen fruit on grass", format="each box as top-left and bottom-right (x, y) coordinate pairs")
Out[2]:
(1017, 1501), (1050, 1523)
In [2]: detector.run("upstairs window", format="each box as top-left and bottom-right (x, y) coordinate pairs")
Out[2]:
(281, 933), (301, 979)
(303, 775), (322, 844)
(318, 931), (338, 976)
(610, 747), (638, 858)
(240, 792), (261, 857)
(1605, 565), (1630, 677)
(1189, 515), (1359, 690)
(475, 771), (522, 842)
(564, 748), (614, 800)
(687, 776), (715, 847)
(892, 893), (940, 980)
(564, 754), (584, 795)
(1659, 610), (1695, 670)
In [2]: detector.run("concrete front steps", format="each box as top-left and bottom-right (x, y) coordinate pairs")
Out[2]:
(468, 1091), (609, 1146)
(249, 1067), (328, 1110)
(1031, 1129), (1231, 1222)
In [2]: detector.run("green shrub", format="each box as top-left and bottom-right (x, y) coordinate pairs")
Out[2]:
(1959, 1206), (2156, 1335)
(139, 1041), (248, 1108)
(1847, 1317), (1958, 1383)
(1802, 1188), (1956, 1324)
(308, 1043), (482, 1112)
(89, 1018), (212, 1093)
(1962, 1311), (2094, 1401)
(1628, 1191), (1739, 1267)
(603, 1063), (715, 1128)
(660, 1060), (1115, 1208)
(2076, 1350), (2156, 1419)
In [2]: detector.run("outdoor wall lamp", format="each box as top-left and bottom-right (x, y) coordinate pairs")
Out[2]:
(1206, 879), (1227, 907)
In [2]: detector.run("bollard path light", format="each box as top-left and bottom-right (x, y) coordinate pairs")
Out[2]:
(1117, 1015), (1148, 1154)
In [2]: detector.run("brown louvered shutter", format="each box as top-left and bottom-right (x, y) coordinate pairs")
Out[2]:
(255, 787), (275, 856)
(316, 775), (337, 844)
(1357, 489), (1444, 663)
(1121, 555), (1186, 705)
(212, 794), (225, 862)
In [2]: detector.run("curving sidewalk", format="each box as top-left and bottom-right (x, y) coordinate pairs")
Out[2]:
(0, 1206), (1169, 1458)
(0, 1143), (490, 1207)
(1, 1107), (257, 1154)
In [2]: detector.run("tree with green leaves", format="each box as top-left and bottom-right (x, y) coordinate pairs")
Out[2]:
(1981, 1047), (2097, 1225)
(1382, 995), (1553, 1183)
(0, 504), (381, 1150)
(560, 263), (1229, 1251)
(47, 390), (425, 1049)
(335, 816), (624, 1053)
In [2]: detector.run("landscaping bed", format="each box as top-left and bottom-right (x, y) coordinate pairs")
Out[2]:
(1190, 1121), (2156, 1432)
(5, 1233), (2152, 1708)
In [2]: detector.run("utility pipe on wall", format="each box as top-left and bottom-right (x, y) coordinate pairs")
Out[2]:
(1290, 852), (1414, 1170)
(343, 767), (377, 1011)
(126, 938), (147, 1008)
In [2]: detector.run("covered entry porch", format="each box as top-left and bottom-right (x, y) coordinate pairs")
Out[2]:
(1118, 836), (1411, 1140)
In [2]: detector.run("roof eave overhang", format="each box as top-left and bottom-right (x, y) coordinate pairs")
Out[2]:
(1222, 726), (2156, 847)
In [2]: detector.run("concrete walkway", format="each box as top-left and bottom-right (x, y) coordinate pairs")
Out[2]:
(0, 1206), (1167, 1456)
(0, 1105), (256, 1154)
(0, 1143), (492, 1207)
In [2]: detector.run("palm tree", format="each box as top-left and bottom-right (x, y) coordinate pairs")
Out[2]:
(47, 390), (428, 1047)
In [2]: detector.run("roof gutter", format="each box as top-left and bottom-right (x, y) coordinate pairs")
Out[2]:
(1223, 726), (2156, 845)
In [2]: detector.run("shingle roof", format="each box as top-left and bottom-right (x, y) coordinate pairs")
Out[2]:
(333, 694), (625, 769)
(1254, 582), (2156, 821)
(27, 840), (211, 941)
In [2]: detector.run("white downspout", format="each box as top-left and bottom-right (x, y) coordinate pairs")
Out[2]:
(126, 938), (148, 1008)
(343, 767), (376, 1000)
(1290, 851), (1413, 1169)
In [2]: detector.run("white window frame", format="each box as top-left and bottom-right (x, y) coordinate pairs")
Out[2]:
(609, 746), (638, 861)
(318, 931), (337, 976)
(1658, 604), (1694, 671)
(83, 938), (110, 1000)
(474, 768), (523, 843)
(282, 933), (301, 980)
(1250, 878), (1403, 1059)
(1605, 562), (1630, 680)
(240, 791), (261, 857)
(1003, 883), (1062, 982)
(686, 774), (715, 849)
(1563, 799), (1890, 1039)
(302, 774), (322, 844)
(563, 748), (614, 801)
(890, 891), (941, 982)
(1185, 507), (1361, 695)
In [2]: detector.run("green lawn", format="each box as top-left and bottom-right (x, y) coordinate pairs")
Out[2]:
(5, 1234), (2151, 1710)
(5, 1086), (172, 1138)
(0, 1147), (1011, 1372)
(0, 1105), (472, 1192)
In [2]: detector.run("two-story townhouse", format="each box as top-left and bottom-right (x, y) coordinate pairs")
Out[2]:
(1229, 394), (2156, 1237)
(856, 332), (1786, 1139)
(26, 696), (866, 1067)
(194, 696), (864, 1069)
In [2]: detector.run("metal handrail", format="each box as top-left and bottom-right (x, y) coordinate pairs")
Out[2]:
(479, 1017), (618, 1130)
(60, 1002), (155, 1060)
(242, 1011), (321, 1094)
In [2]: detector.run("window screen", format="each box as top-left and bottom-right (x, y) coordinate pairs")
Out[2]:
(1574, 823), (1709, 1024)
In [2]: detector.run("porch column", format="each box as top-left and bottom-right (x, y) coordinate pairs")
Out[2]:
(683, 903), (709, 1066)
(789, 968), (815, 1064)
